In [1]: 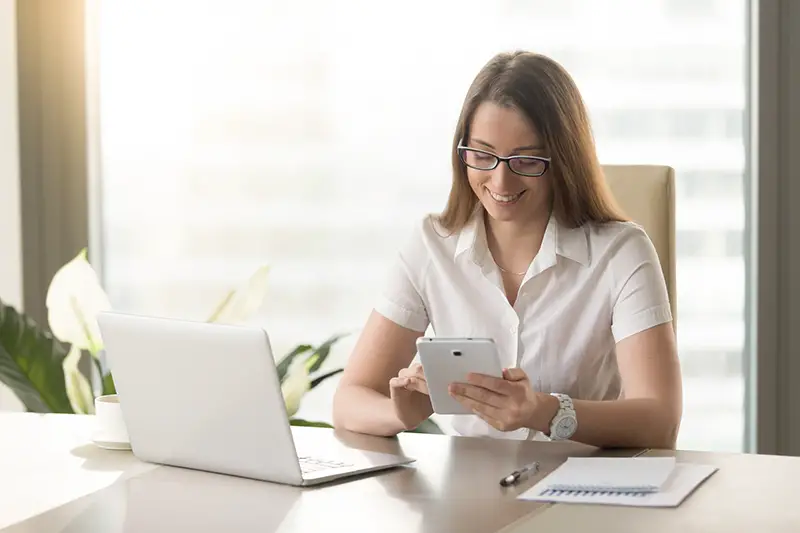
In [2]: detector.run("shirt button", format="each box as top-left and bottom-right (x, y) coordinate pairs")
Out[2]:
(510, 325), (518, 334)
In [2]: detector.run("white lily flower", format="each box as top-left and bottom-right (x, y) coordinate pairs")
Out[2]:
(281, 357), (310, 418)
(208, 266), (269, 324)
(63, 345), (95, 414)
(207, 265), (270, 324)
(45, 248), (112, 356)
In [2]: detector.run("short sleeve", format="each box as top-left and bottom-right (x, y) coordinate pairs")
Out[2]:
(610, 225), (673, 343)
(374, 219), (431, 333)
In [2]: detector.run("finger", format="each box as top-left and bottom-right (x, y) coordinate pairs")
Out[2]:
(392, 376), (428, 395)
(450, 392), (504, 421)
(389, 377), (408, 390)
(411, 363), (426, 379)
(451, 393), (516, 432)
(449, 383), (505, 408)
(397, 365), (425, 380)
(465, 373), (514, 395)
(407, 376), (429, 395)
(474, 410), (508, 432)
(502, 367), (528, 381)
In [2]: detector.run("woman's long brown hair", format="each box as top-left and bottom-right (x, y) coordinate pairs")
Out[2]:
(438, 51), (627, 232)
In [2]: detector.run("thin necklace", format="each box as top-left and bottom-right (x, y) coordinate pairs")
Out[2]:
(496, 263), (527, 276)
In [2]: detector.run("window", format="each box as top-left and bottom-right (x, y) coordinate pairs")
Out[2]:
(90, 0), (748, 451)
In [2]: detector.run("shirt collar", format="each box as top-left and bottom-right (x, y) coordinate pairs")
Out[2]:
(554, 218), (590, 267)
(453, 208), (590, 268)
(454, 207), (488, 266)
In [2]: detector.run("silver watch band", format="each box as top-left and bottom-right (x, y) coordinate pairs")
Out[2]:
(547, 393), (577, 440)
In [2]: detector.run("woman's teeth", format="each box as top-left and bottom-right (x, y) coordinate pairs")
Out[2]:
(487, 189), (525, 203)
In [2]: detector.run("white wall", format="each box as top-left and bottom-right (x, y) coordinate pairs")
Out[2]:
(0, 0), (23, 411)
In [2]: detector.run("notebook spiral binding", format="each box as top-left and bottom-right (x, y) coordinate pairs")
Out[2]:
(540, 485), (658, 497)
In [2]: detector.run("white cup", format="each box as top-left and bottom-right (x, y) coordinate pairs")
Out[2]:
(93, 394), (131, 449)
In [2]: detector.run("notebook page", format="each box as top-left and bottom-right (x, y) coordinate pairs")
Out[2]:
(518, 463), (718, 507)
(538, 457), (677, 492)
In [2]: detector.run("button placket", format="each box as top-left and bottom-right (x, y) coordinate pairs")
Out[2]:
(508, 309), (522, 367)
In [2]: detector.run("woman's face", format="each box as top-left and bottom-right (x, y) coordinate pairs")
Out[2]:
(463, 102), (552, 227)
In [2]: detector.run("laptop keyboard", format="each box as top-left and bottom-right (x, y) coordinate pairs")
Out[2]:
(298, 456), (353, 474)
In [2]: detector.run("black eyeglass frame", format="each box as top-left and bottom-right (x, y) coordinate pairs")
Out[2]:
(456, 141), (551, 177)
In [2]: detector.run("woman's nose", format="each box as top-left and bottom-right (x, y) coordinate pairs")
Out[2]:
(489, 161), (518, 191)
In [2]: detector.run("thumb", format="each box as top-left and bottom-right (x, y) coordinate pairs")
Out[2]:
(503, 367), (528, 381)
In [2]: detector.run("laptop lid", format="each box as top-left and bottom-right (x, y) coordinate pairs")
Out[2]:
(97, 311), (304, 485)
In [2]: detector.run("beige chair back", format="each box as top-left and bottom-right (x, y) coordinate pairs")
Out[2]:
(602, 165), (676, 329)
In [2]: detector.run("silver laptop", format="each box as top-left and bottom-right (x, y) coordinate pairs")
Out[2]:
(96, 311), (415, 486)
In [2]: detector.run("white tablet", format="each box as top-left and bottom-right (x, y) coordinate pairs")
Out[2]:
(416, 337), (503, 415)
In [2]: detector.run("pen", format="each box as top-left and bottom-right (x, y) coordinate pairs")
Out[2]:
(499, 461), (540, 487)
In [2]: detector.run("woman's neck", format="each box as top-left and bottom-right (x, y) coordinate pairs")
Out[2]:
(484, 211), (550, 273)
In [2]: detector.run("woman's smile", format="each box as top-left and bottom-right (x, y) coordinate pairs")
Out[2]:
(485, 187), (527, 205)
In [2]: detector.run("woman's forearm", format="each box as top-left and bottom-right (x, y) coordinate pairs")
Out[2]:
(332, 385), (406, 437)
(532, 395), (681, 449)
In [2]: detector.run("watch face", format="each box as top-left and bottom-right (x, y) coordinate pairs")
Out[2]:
(556, 417), (577, 438)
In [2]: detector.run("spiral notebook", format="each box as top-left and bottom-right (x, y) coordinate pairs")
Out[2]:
(518, 457), (718, 507)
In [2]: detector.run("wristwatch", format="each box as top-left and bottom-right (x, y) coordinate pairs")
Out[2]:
(547, 393), (577, 440)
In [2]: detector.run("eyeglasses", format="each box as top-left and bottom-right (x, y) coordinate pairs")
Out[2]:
(456, 143), (551, 177)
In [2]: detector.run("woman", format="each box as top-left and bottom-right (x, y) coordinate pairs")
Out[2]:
(332, 51), (682, 449)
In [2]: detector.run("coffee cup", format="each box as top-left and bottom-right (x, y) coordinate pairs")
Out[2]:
(93, 394), (131, 450)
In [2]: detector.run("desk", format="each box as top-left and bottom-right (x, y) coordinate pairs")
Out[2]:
(502, 448), (800, 533)
(0, 413), (637, 532)
(0, 413), (157, 529)
(3, 414), (800, 532)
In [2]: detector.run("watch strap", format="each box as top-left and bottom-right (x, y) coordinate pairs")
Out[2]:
(548, 393), (576, 440)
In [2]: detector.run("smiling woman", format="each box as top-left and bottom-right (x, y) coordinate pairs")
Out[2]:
(91, 0), (748, 452)
(333, 51), (682, 450)
(438, 52), (627, 306)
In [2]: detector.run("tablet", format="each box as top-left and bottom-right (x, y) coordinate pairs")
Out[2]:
(416, 337), (503, 415)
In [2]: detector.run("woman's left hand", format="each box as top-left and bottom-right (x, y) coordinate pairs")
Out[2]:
(448, 367), (555, 432)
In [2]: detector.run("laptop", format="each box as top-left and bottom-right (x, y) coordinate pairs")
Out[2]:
(96, 311), (415, 486)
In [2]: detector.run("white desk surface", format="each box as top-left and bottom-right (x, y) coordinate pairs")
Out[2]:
(0, 413), (156, 530)
(5, 413), (800, 532)
(0, 412), (620, 533)
(502, 448), (800, 532)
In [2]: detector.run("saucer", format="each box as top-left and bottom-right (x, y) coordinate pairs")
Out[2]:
(92, 435), (132, 451)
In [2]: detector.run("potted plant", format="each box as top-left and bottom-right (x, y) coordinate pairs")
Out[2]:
(0, 249), (442, 433)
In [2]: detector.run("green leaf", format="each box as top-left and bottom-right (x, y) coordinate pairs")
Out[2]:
(276, 344), (313, 382)
(305, 333), (347, 374)
(405, 418), (444, 434)
(289, 418), (333, 428)
(102, 371), (116, 395)
(0, 299), (74, 413)
(91, 355), (116, 396)
(309, 368), (343, 389)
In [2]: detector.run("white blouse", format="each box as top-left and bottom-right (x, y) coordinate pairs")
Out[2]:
(374, 207), (673, 440)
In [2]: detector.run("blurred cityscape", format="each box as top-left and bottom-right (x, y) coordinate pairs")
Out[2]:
(94, 0), (747, 451)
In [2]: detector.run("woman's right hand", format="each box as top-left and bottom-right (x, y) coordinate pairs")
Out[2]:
(388, 363), (433, 431)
